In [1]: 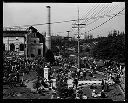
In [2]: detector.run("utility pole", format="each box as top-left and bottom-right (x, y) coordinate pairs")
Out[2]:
(77, 8), (80, 71)
(72, 7), (86, 70)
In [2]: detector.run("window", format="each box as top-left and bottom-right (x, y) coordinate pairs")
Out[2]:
(31, 54), (35, 57)
(10, 43), (15, 51)
(20, 44), (24, 51)
(3, 44), (5, 51)
(38, 49), (41, 55)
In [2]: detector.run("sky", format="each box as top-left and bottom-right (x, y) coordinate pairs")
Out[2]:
(3, 2), (125, 38)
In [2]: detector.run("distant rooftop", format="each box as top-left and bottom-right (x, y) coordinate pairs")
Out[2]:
(3, 27), (28, 37)
(3, 27), (28, 31)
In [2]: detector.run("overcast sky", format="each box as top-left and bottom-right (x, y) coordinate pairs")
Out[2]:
(3, 2), (125, 38)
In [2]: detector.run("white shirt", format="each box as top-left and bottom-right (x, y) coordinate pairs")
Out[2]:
(83, 95), (87, 99)
(92, 92), (97, 97)
(76, 97), (80, 99)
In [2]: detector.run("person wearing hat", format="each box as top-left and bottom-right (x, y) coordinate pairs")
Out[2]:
(73, 78), (78, 89)
(16, 70), (20, 83)
(101, 79), (105, 90)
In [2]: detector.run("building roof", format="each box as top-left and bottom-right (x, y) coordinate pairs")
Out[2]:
(3, 31), (28, 37)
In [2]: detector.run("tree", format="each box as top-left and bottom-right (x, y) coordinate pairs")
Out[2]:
(92, 30), (125, 63)
(51, 46), (59, 55)
(45, 49), (55, 64)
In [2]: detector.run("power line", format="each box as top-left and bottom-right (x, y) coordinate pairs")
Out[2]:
(70, 4), (101, 36)
(67, 4), (124, 35)
(70, 4), (123, 37)
(4, 4), (124, 32)
(92, 4), (107, 18)
(72, 4), (107, 36)
(53, 4), (100, 36)
(100, 3), (119, 16)
(81, 4), (119, 25)
(81, 4), (97, 19)
(78, 3), (121, 29)
(3, 4), (117, 29)
(84, 6), (123, 27)
(78, 4), (100, 23)
(4, 19), (77, 29)
(87, 8), (125, 33)
(79, 4), (101, 24)
(70, 9), (124, 37)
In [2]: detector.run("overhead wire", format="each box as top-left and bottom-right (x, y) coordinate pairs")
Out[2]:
(81, 3), (119, 25)
(72, 4), (110, 36)
(70, 4), (101, 36)
(79, 3), (120, 31)
(71, 4), (124, 37)
(71, 4), (108, 36)
(79, 3), (101, 24)
(85, 4), (121, 26)
(4, 3), (124, 37)
(83, 4), (119, 26)
(86, 8), (125, 33)
(3, 4), (103, 29)
(81, 4), (110, 24)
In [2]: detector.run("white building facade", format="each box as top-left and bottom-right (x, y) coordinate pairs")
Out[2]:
(3, 27), (44, 57)
(3, 37), (25, 56)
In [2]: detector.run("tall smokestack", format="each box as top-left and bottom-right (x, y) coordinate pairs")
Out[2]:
(46, 6), (51, 50)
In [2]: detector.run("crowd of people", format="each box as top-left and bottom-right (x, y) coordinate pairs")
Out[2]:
(53, 56), (125, 99)
(3, 51), (46, 87)
(3, 50), (125, 99)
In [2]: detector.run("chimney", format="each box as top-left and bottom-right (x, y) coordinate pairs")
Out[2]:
(46, 6), (51, 50)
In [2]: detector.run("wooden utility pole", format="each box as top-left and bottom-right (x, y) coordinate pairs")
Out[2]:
(72, 7), (86, 70)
